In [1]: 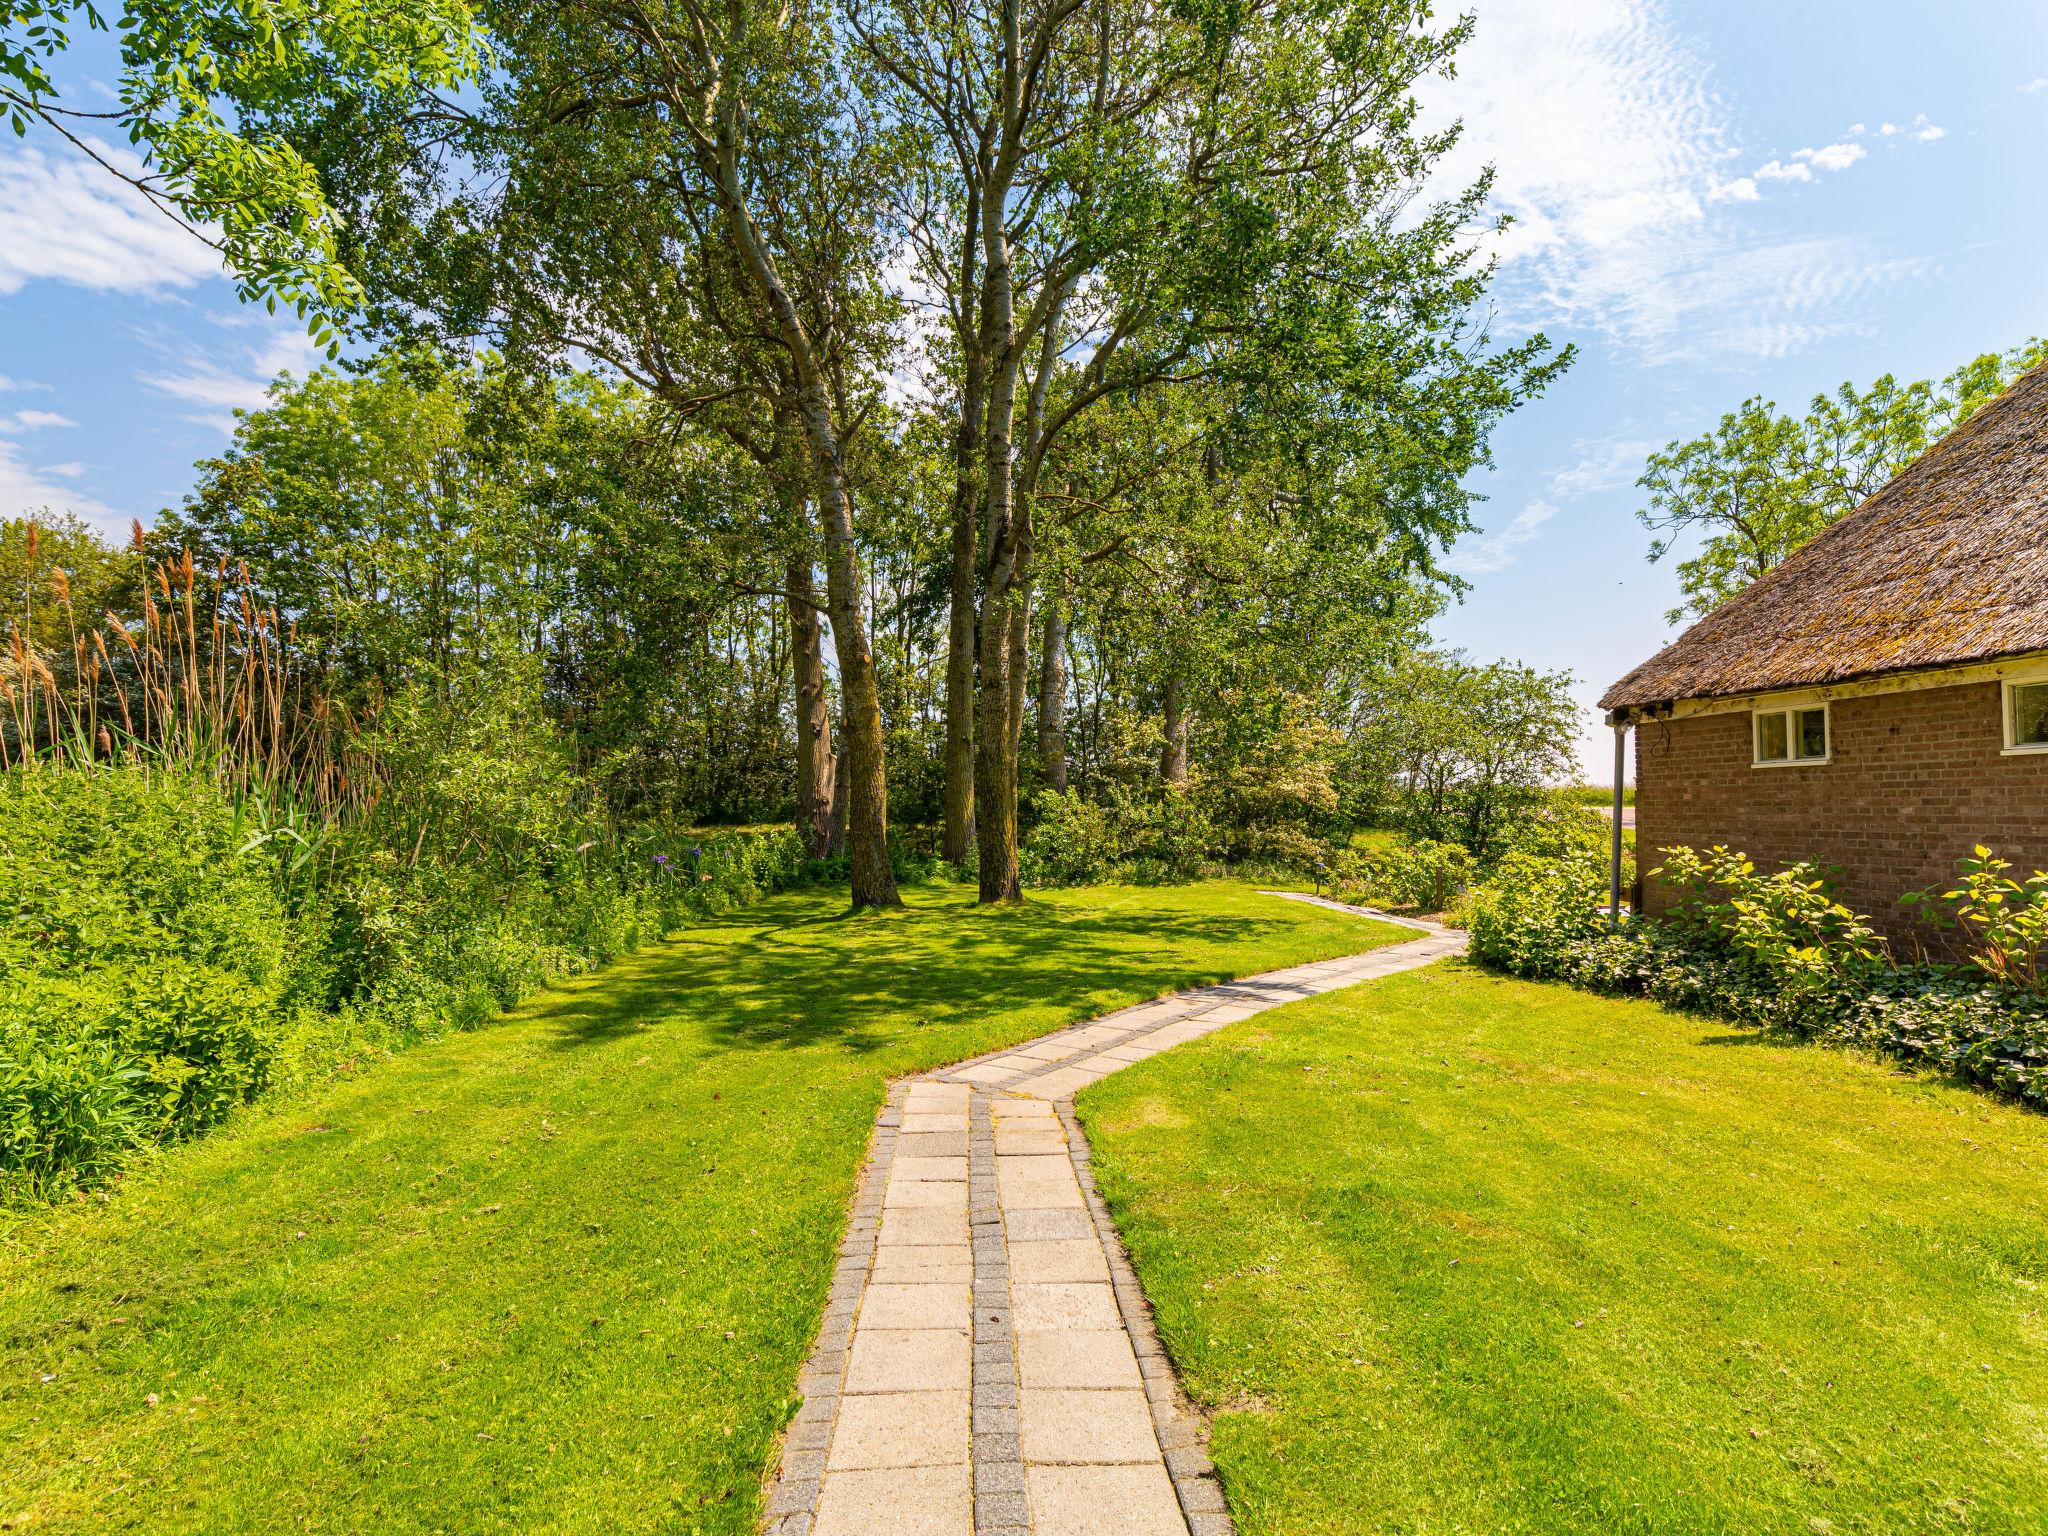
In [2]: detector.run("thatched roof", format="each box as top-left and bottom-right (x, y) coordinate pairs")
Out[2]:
(1602, 361), (2048, 713)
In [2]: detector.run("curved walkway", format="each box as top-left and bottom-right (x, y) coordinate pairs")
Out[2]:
(762, 896), (1466, 1536)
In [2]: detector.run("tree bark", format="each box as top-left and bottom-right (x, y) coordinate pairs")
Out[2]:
(786, 555), (838, 860)
(1160, 673), (1190, 784)
(1037, 598), (1067, 792)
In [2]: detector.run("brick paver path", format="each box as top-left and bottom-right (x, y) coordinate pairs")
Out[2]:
(762, 895), (1466, 1535)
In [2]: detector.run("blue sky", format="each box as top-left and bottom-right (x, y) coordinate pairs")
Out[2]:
(3, 1), (2046, 776)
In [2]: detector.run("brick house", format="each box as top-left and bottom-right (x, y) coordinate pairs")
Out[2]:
(1600, 363), (2048, 953)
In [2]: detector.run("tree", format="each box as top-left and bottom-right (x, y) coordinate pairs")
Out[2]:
(2, 0), (480, 332)
(855, 0), (1561, 902)
(1351, 653), (1577, 861)
(1638, 339), (2048, 622)
(294, 0), (907, 905)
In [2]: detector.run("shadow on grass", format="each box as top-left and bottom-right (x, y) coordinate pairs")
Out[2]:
(525, 886), (1295, 1056)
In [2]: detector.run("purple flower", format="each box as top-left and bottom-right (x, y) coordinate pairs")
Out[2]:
(654, 854), (671, 865)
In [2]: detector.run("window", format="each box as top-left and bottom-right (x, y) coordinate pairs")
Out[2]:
(1754, 704), (1829, 766)
(2005, 679), (2048, 752)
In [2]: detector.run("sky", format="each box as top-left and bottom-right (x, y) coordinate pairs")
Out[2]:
(4, 1), (2047, 778)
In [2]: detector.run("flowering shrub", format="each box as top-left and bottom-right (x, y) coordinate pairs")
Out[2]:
(1467, 842), (2048, 1111)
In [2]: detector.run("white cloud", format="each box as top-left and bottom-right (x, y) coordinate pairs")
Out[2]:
(1550, 437), (1661, 498)
(1418, 2), (1930, 363)
(1, 408), (78, 433)
(0, 375), (50, 393)
(138, 326), (326, 430)
(39, 462), (86, 479)
(1794, 141), (1866, 172)
(0, 438), (125, 534)
(1445, 499), (1560, 575)
(1908, 114), (1945, 142)
(2024, 79), (2048, 94)
(0, 137), (223, 296)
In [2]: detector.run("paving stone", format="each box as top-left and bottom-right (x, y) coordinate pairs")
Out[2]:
(1020, 1388), (1160, 1465)
(951, 1062), (1022, 1085)
(872, 1246), (973, 1282)
(878, 1206), (970, 1247)
(858, 1282), (971, 1331)
(1011, 1281), (1122, 1332)
(1002, 1207), (1095, 1242)
(899, 1111), (970, 1134)
(1015, 1067), (1097, 1100)
(990, 1097), (1058, 1119)
(1016, 1329), (1145, 1390)
(975, 1461), (1025, 1495)
(1010, 1038), (1081, 1062)
(995, 1156), (1085, 1210)
(1006, 1236), (1111, 1285)
(993, 1129), (1069, 1157)
(1024, 1464), (1187, 1536)
(825, 1389), (970, 1470)
(813, 1465), (970, 1536)
(884, 1179), (970, 1215)
(890, 1155), (969, 1183)
(844, 1327), (971, 1394)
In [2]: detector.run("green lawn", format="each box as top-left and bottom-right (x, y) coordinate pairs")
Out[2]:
(1081, 962), (2048, 1536)
(0, 881), (1407, 1534)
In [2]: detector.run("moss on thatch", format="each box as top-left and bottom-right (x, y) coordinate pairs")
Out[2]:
(1602, 362), (2048, 713)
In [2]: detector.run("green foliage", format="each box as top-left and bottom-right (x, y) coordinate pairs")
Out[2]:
(1347, 837), (1476, 913)
(1638, 338), (2048, 621)
(1, 0), (482, 332)
(1903, 844), (2048, 995)
(1466, 849), (1607, 975)
(0, 759), (811, 1202)
(1350, 651), (1579, 860)
(1658, 843), (1887, 986)
(1021, 786), (1219, 888)
(0, 767), (286, 1197)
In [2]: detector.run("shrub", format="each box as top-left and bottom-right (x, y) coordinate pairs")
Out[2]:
(0, 760), (815, 1201)
(1022, 790), (1119, 886)
(1466, 842), (2048, 1111)
(1903, 845), (2048, 994)
(1466, 850), (1607, 975)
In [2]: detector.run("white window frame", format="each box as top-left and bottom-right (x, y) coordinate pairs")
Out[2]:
(1752, 702), (1830, 768)
(2001, 668), (2048, 755)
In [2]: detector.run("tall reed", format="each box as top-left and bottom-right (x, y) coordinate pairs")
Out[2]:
(1, 519), (376, 824)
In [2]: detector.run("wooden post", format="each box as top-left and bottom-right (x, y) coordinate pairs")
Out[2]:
(1608, 716), (1628, 922)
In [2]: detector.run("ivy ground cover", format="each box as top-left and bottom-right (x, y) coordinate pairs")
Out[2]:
(1082, 962), (2048, 1536)
(0, 882), (1408, 1533)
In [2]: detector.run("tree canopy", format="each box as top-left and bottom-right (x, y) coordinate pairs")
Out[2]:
(1636, 338), (2048, 623)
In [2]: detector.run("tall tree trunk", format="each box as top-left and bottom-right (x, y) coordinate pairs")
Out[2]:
(942, 197), (986, 867)
(786, 555), (837, 860)
(1160, 673), (1190, 784)
(706, 126), (899, 909)
(1037, 597), (1067, 792)
(942, 492), (978, 865)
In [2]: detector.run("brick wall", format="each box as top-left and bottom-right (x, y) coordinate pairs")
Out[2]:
(1634, 677), (2048, 956)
